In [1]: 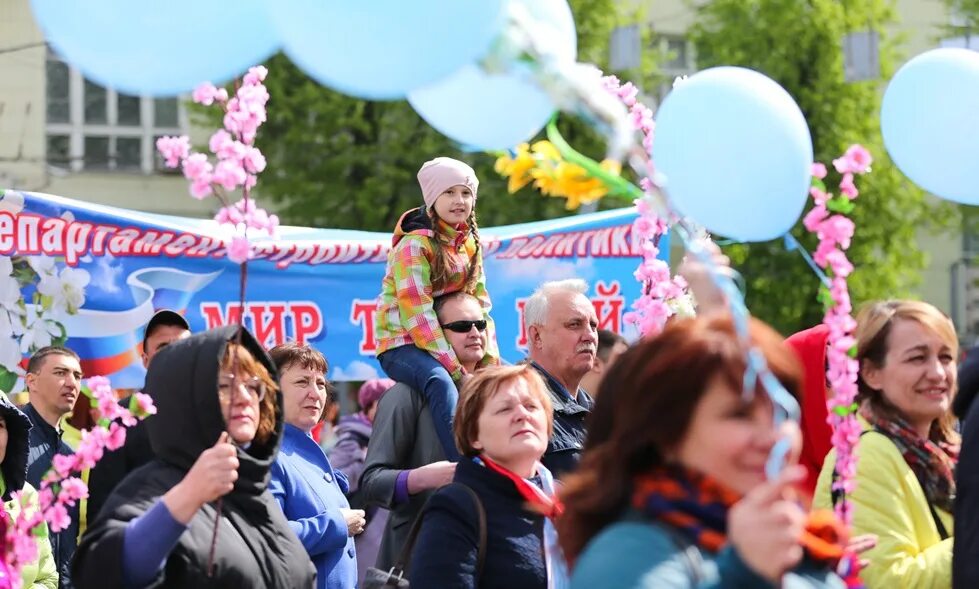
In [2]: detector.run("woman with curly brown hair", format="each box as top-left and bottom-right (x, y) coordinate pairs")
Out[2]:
(560, 315), (845, 589)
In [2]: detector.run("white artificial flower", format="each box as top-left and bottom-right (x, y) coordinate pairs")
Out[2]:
(0, 309), (24, 339)
(20, 317), (60, 354)
(27, 256), (57, 279)
(36, 266), (89, 315)
(0, 274), (20, 310)
(0, 256), (12, 277)
(58, 267), (90, 313)
(0, 336), (21, 376)
(0, 191), (24, 215)
(673, 75), (689, 88)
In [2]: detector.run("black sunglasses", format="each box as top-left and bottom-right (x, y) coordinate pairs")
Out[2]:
(441, 320), (488, 333)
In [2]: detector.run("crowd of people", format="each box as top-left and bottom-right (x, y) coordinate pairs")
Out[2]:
(3, 156), (977, 588)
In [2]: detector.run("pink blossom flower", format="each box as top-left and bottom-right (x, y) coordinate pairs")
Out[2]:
(242, 146), (266, 174)
(811, 162), (827, 179)
(106, 422), (126, 451)
(182, 153), (213, 182)
(51, 454), (76, 479)
(189, 176), (213, 200)
(212, 159), (247, 191)
(11, 529), (39, 566)
(209, 130), (234, 157)
(59, 477), (88, 503)
(156, 136), (191, 168)
(809, 186), (830, 206)
(227, 236), (253, 264)
(45, 504), (70, 533)
(839, 173), (858, 199)
(817, 215), (855, 249)
(803, 205), (828, 232)
(192, 82), (226, 106)
(618, 82), (638, 106)
(843, 144), (872, 173)
(133, 392), (157, 417)
(243, 65), (268, 86)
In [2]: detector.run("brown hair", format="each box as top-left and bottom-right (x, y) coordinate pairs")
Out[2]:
(854, 300), (959, 445)
(557, 315), (801, 565)
(222, 343), (278, 445)
(268, 342), (335, 422)
(427, 207), (481, 294)
(27, 346), (80, 375)
(453, 364), (554, 458)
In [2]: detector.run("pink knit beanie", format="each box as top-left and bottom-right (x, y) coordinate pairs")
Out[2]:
(417, 157), (479, 209)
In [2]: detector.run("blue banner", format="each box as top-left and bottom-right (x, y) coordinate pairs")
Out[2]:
(1, 190), (664, 388)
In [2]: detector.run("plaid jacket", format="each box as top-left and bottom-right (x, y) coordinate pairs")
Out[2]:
(374, 208), (498, 380)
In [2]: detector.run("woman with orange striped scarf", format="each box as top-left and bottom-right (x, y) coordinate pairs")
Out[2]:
(560, 315), (849, 588)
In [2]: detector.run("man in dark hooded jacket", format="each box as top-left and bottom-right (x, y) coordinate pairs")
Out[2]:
(71, 326), (316, 589)
(953, 345), (979, 588)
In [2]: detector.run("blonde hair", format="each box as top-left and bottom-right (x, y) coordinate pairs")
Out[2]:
(855, 300), (959, 444)
(453, 364), (553, 457)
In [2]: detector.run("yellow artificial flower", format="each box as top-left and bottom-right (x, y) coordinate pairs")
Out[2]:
(494, 143), (536, 193)
(494, 140), (624, 210)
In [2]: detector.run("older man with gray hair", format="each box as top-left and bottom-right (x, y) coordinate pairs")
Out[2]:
(525, 278), (598, 478)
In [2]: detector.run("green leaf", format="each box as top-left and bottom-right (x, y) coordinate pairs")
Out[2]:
(826, 197), (855, 215)
(848, 345), (858, 358)
(811, 177), (827, 192)
(0, 367), (18, 395)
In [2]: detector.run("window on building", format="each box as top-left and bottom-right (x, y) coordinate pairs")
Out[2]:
(654, 34), (697, 102)
(45, 52), (184, 173)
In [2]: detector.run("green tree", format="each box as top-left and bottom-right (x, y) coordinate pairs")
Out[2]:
(234, 0), (641, 232)
(689, 0), (952, 335)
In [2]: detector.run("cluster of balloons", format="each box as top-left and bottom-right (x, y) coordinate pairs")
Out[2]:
(32, 0), (979, 242)
(30, 0), (575, 151)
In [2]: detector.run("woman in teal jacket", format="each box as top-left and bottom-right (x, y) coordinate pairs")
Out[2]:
(559, 316), (845, 589)
(0, 391), (58, 588)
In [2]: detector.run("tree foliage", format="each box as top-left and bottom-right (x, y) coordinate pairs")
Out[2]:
(231, 0), (637, 233)
(689, 0), (951, 335)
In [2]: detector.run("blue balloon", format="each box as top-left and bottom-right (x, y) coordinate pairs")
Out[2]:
(881, 48), (979, 204)
(267, 0), (507, 101)
(653, 67), (813, 242)
(30, 0), (278, 97)
(408, 0), (576, 150)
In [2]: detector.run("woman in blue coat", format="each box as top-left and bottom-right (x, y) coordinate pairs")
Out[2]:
(269, 344), (366, 589)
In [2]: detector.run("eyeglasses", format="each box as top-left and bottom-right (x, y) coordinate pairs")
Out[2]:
(218, 375), (266, 403)
(441, 319), (487, 333)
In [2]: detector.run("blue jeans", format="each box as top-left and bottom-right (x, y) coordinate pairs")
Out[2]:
(378, 345), (461, 461)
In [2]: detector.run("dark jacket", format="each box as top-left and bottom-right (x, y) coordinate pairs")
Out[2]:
(360, 383), (445, 571)
(72, 326), (317, 589)
(409, 458), (547, 589)
(24, 402), (78, 589)
(86, 396), (154, 521)
(955, 385), (979, 588)
(1, 393), (32, 502)
(530, 362), (593, 479)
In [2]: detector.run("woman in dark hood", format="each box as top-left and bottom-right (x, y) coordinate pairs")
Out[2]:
(71, 326), (316, 589)
(0, 391), (58, 588)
